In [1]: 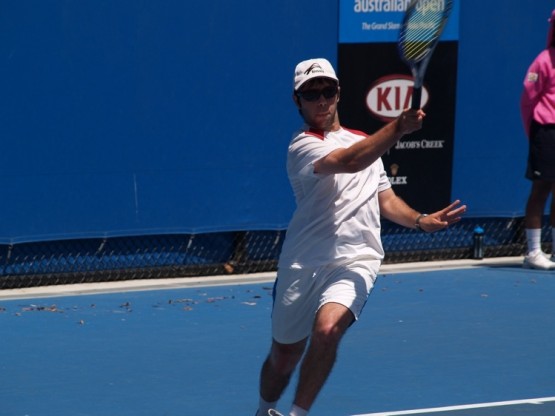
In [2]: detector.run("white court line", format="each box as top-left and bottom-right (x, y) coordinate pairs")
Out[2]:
(351, 396), (555, 416)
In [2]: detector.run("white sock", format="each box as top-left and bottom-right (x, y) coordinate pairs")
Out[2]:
(290, 404), (308, 416)
(525, 228), (542, 255)
(258, 398), (278, 416)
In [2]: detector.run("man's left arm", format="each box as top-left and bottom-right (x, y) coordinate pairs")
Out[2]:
(378, 188), (467, 232)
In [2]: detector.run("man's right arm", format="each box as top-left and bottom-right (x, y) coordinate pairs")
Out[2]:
(314, 108), (425, 175)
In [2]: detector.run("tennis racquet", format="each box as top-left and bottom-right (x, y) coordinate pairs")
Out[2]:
(398, 0), (454, 109)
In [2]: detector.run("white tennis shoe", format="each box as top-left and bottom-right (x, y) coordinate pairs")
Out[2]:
(268, 410), (285, 416)
(523, 251), (555, 270)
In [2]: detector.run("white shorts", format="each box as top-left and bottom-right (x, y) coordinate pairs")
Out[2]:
(271, 259), (381, 344)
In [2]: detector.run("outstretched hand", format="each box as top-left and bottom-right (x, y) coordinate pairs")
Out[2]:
(419, 200), (467, 233)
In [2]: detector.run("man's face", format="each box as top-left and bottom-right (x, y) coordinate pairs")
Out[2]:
(294, 78), (340, 131)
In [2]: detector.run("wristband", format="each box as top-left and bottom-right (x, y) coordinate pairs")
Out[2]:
(415, 213), (428, 231)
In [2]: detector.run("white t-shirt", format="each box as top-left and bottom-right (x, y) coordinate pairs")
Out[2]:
(277, 126), (392, 270)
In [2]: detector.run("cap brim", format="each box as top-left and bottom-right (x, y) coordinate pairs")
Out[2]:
(295, 76), (339, 91)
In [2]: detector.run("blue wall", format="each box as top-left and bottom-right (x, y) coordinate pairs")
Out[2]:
(453, 0), (554, 217)
(0, 0), (552, 243)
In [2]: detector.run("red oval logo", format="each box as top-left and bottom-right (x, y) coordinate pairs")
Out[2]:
(366, 75), (429, 122)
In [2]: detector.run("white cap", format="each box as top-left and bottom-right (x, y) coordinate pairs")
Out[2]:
(293, 58), (339, 91)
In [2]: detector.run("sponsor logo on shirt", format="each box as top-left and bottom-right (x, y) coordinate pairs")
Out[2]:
(527, 72), (539, 82)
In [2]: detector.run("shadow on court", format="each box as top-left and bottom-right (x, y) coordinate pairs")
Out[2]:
(0, 265), (553, 415)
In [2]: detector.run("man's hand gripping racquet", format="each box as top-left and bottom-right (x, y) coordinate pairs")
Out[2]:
(398, 0), (453, 109)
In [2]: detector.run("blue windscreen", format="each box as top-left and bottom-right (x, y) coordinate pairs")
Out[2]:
(0, 0), (337, 242)
(0, 0), (552, 243)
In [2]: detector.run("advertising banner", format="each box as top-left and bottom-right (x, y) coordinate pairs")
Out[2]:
(338, 0), (460, 213)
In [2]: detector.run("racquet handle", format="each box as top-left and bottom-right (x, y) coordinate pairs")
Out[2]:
(411, 87), (422, 109)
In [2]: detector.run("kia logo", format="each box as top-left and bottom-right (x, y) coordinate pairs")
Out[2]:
(366, 75), (429, 122)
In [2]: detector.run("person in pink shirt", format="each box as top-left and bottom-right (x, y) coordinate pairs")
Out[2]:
(520, 9), (555, 270)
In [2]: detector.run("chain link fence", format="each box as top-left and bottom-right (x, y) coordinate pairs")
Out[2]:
(0, 217), (551, 289)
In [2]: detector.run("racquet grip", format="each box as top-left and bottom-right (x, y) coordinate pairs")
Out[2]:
(411, 87), (422, 109)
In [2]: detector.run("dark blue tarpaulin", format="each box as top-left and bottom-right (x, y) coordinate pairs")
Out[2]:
(0, 0), (552, 243)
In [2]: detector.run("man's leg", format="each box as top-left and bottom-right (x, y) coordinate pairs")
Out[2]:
(550, 184), (555, 259)
(525, 180), (551, 230)
(525, 180), (552, 252)
(258, 338), (307, 414)
(523, 180), (555, 269)
(292, 302), (354, 412)
(550, 183), (555, 227)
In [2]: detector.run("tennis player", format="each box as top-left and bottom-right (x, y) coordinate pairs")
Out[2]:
(254, 58), (467, 416)
(519, 9), (555, 270)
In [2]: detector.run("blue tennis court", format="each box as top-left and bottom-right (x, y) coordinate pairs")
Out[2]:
(1, 259), (554, 416)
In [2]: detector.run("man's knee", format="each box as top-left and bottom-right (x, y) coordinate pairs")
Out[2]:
(311, 303), (354, 346)
(311, 320), (348, 349)
(269, 339), (306, 374)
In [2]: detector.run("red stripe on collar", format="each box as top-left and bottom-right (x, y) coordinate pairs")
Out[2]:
(304, 127), (368, 140)
(305, 128), (325, 140)
(342, 127), (368, 137)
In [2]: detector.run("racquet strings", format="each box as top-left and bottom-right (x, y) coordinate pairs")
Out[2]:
(399, 3), (451, 62)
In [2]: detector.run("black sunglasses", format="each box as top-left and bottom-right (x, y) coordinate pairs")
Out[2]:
(296, 85), (338, 102)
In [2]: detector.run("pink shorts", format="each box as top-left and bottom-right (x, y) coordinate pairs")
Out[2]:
(271, 259), (380, 344)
